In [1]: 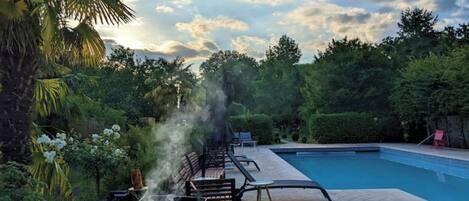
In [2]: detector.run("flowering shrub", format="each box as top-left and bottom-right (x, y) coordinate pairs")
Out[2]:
(35, 133), (69, 163)
(66, 124), (128, 198)
(30, 130), (74, 197)
(30, 124), (128, 199)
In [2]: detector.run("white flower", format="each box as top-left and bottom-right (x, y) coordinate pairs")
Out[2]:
(68, 137), (74, 142)
(52, 138), (67, 150)
(111, 124), (121, 132)
(103, 129), (113, 136)
(113, 132), (120, 139)
(91, 134), (100, 142)
(113, 149), (124, 156)
(56, 132), (66, 140)
(90, 146), (98, 154)
(43, 151), (56, 163)
(37, 134), (51, 144)
(104, 140), (109, 145)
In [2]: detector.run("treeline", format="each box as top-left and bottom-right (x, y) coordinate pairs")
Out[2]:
(45, 8), (469, 146)
(206, 8), (469, 146)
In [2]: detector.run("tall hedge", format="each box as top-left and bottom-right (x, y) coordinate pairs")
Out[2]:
(230, 114), (273, 144)
(308, 112), (403, 143)
(308, 112), (374, 143)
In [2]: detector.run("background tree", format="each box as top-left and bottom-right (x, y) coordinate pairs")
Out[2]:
(300, 38), (397, 115)
(255, 35), (303, 130)
(144, 57), (198, 119)
(0, 0), (134, 163)
(78, 47), (157, 123)
(391, 47), (469, 143)
(200, 50), (259, 109)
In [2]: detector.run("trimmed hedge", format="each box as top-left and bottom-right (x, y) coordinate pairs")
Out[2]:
(308, 112), (403, 143)
(230, 114), (274, 144)
(308, 112), (374, 143)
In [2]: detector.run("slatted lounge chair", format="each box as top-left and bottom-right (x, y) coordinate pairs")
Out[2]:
(185, 152), (225, 179)
(185, 178), (237, 201)
(232, 157), (260, 171)
(224, 150), (261, 171)
(227, 152), (332, 201)
(228, 134), (260, 170)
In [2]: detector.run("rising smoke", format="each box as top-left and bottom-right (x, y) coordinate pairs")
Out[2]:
(144, 80), (227, 197)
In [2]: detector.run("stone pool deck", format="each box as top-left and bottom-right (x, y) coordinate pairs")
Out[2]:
(225, 143), (469, 201)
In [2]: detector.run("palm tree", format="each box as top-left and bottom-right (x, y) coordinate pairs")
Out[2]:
(144, 58), (198, 119)
(0, 0), (134, 163)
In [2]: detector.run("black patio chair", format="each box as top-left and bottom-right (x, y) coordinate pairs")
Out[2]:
(227, 152), (332, 201)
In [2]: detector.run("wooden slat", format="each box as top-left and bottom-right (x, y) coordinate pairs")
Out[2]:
(185, 179), (236, 201)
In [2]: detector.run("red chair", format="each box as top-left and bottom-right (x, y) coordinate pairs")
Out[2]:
(433, 129), (447, 147)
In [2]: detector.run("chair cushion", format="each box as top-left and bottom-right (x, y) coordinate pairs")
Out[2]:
(239, 132), (252, 141)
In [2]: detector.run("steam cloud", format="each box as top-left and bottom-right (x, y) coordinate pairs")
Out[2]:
(144, 80), (227, 198)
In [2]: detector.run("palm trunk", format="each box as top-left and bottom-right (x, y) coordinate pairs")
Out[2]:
(0, 10), (40, 163)
(0, 50), (38, 163)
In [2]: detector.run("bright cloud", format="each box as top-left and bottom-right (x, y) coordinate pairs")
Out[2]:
(171, 0), (192, 7)
(238, 0), (293, 6)
(369, 0), (438, 10)
(232, 35), (270, 58)
(96, 17), (146, 49)
(156, 5), (174, 13)
(283, 1), (397, 42)
(104, 38), (217, 63)
(96, 0), (468, 66)
(176, 15), (249, 38)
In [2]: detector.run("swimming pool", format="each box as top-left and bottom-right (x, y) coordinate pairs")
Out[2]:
(274, 147), (469, 201)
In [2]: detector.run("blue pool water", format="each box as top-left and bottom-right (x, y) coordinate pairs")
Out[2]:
(276, 148), (469, 201)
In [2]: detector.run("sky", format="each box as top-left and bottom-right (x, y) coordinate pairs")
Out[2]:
(98, 0), (469, 69)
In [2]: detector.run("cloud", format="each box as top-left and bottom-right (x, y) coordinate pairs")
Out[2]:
(237, 0), (293, 6)
(367, 0), (459, 11)
(301, 40), (329, 52)
(95, 17), (147, 49)
(231, 35), (269, 58)
(176, 15), (249, 38)
(171, 0), (192, 7)
(122, 0), (139, 8)
(156, 5), (174, 13)
(283, 1), (397, 42)
(103, 39), (218, 63)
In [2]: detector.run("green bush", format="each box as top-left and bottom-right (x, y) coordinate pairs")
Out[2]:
(0, 162), (46, 201)
(230, 114), (274, 144)
(300, 137), (308, 143)
(308, 112), (377, 143)
(374, 116), (404, 142)
(291, 132), (299, 141)
(68, 96), (126, 126)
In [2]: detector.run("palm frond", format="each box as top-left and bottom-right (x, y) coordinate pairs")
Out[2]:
(0, 1), (40, 55)
(74, 22), (105, 64)
(35, 78), (69, 117)
(66, 0), (134, 25)
(36, 61), (72, 79)
(60, 22), (105, 65)
(37, 2), (60, 58)
(0, 0), (27, 20)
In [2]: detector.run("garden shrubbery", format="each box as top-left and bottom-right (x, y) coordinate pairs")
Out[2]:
(307, 112), (403, 143)
(308, 112), (375, 143)
(0, 162), (47, 201)
(230, 114), (274, 144)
